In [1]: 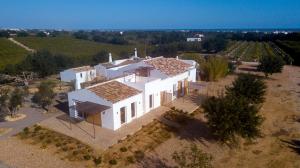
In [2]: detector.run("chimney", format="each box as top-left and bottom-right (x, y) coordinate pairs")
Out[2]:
(176, 56), (179, 60)
(134, 48), (138, 58)
(109, 53), (113, 63)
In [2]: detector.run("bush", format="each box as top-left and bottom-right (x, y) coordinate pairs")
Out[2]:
(109, 159), (117, 165)
(172, 144), (212, 168)
(34, 125), (42, 132)
(134, 150), (145, 160)
(258, 55), (284, 77)
(93, 156), (102, 165)
(120, 147), (128, 152)
(126, 156), (135, 164)
(23, 127), (29, 134)
(83, 154), (91, 160)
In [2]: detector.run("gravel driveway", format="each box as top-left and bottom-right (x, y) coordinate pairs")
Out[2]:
(0, 107), (58, 140)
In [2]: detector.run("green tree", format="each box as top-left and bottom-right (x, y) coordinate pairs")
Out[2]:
(172, 144), (212, 168)
(9, 88), (25, 117)
(0, 88), (10, 119)
(226, 74), (266, 104)
(202, 95), (263, 143)
(200, 56), (229, 81)
(258, 55), (284, 77)
(32, 81), (55, 111)
(92, 50), (109, 65)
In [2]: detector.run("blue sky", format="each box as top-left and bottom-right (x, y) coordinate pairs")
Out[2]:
(0, 0), (299, 29)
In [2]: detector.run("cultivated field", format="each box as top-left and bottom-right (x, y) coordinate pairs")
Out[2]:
(0, 38), (29, 70)
(15, 36), (147, 59)
(224, 41), (287, 62)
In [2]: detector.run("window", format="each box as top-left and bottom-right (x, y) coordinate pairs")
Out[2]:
(120, 107), (126, 124)
(149, 94), (153, 109)
(80, 73), (83, 78)
(131, 102), (136, 118)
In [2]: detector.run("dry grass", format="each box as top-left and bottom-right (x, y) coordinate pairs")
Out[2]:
(101, 119), (176, 167)
(17, 125), (100, 166)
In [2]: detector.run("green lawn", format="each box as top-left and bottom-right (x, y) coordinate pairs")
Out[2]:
(15, 36), (146, 59)
(0, 38), (29, 70)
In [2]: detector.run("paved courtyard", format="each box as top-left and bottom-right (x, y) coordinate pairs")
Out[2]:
(39, 106), (170, 150)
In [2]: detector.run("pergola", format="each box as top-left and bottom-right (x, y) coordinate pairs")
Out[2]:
(74, 101), (111, 139)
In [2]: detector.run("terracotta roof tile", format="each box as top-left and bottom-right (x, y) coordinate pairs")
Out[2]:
(145, 58), (191, 76)
(88, 81), (141, 103)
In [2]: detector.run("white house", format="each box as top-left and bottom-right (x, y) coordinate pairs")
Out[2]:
(187, 34), (204, 42)
(64, 51), (197, 130)
(60, 66), (96, 90)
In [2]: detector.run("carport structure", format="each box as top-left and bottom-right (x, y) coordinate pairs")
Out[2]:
(74, 101), (111, 138)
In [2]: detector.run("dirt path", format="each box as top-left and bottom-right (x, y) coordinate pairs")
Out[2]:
(8, 38), (35, 52)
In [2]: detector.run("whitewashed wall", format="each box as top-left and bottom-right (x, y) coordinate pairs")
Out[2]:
(111, 93), (143, 130)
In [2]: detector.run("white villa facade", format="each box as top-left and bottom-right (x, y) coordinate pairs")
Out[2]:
(61, 50), (197, 130)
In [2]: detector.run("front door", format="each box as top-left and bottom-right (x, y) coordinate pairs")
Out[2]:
(178, 81), (183, 97)
(120, 107), (126, 124)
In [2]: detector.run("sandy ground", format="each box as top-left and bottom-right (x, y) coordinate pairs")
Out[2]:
(148, 65), (300, 168)
(0, 137), (84, 168)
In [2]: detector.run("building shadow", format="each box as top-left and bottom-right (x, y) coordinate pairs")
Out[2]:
(281, 139), (300, 155)
(238, 67), (258, 72)
(54, 100), (69, 114)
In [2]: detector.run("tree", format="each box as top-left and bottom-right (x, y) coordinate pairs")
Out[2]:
(0, 88), (10, 119)
(8, 88), (25, 117)
(32, 81), (55, 111)
(226, 74), (266, 104)
(202, 95), (263, 143)
(200, 56), (229, 81)
(92, 50), (109, 65)
(36, 31), (47, 37)
(258, 55), (284, 77)
(172, 144), (212, 168)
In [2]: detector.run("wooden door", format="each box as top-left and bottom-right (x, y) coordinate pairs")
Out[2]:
(178, 81), (182, 97)
(184, 79), (188, 96)
(86, 113), (102, 126)
(120, 107), (126, 124)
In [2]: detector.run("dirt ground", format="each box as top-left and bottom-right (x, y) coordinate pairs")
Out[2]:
(149, 65), (300, 168)
(0, 65), (299, 168)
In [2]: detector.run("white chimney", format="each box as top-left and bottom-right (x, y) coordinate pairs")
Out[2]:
(134, 48), (138, 58)
(176, 56), (179, 60)
(109, 53), (113, 63)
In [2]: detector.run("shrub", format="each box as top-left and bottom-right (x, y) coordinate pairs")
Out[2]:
(134, 150), (145, 160)
(172, 144), (212, 168)
(55, 143), (62, 147)
(126, 156), (135, 164)
(258, 55), (284, 77)
(83, 154), (91, 160)
(23, 127), (29, 134)
(34, 125), (42, 132)
(120, 147), (128, 152)
(39, 135), (45, 140)
(72, 150), (79, 156)
(93, 156), (102, 166)
(109, 159), (117, 165)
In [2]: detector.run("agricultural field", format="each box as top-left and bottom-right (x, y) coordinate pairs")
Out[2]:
(225, 41), (288, 62)
(276, 40), (300, 65)
(0, 38), (29, 70)
(15, 36), (147, 59)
